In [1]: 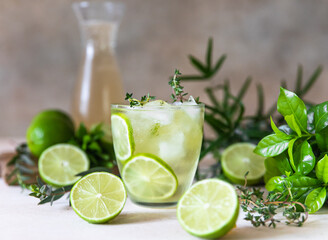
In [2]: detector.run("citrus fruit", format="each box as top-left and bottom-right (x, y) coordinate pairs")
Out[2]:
(177, 179), (239, 239)
(38, 144), (89, 187)
(26, 109), (75, 157)
(122, 153), (178, 201)
(70, 172), (126, 224)
(221, 143), (265, 185)
(111, 113), (134, 161)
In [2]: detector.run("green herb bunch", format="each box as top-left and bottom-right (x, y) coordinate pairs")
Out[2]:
(254, 87), (328, 213)
(181, 38), (322, 180)
(238, 173), (308, 228)
(68, 123), (116, 169)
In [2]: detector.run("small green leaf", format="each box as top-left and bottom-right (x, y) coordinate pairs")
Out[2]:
(314, 101), (328, 132)
(293, 140), (315, 175)
(265, 176), (285, 192)
(316, 155), (328, 183)
(188, 55), (207, 73)
(285, 115), (302, 137)
(270, 117), (292, 139)
(287, 138), (297, 171)
(277, 87), (307, 133)
(254, 134), (290, 157)
(305, 187), (326, 213)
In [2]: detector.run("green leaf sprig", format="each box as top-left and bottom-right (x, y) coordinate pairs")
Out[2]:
(168, 69), (188, 102)
(125, 93), (156, 107)
(6, 143), (38, 189)
(29, 167), (112, 205)
(68, 123), (116, 169)
(238, 173), (308, 228)
(254, 87), (328, 213)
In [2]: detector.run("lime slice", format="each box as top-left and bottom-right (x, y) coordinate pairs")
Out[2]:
(38, 144), (89, 187)
(122, 153), (178, 200)
(177, 179), (239, 239)
(111, 113), (135, 161)
(221, 143), (265, 185)
(70, 172), (127, 224)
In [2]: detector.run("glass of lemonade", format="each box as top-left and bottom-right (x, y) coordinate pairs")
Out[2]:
(111, 101), (204, 207)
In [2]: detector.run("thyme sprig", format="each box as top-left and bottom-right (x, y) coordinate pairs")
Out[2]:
(125, 93), (156, 107)
(237, 173), (308, 228)
(168, 69), (188, 102)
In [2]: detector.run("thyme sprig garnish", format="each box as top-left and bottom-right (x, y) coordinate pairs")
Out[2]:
(169, 69), (188, 102)
(237, 173), (308, 228)
(125, 93), (156, 107)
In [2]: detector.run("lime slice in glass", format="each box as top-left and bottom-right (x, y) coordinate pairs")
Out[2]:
(177, 179), (239, 239)
(122, 153), (178, 200)
(38, 144), (89, 187)
(221, 143), (265, 185)
(111, 113), (135, 161)
(70, 172), (127, 224)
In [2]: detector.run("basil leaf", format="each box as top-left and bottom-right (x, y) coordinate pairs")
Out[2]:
(265, 176), (285, 192)
(277, 87), (307, 133)
(285, 114), (302, 137)
(314, 101), (328, 132)
(315, 127), (328, 152)
(293, 140), (315, 175)
(254, 134), (290, 157)
(288, 138), (297, 171)
(268, 175), (323, 202)
(307, 106), (315, 133)
(270, 117), (293, 139)
(264, 158), (281, 183)
(264, 153), (293, 183)
(316, 154), (328, 183)
(305, 187), (326, 213)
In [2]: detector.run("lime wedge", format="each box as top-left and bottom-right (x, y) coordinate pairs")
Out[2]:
(70, 172), (126, 224)
(38, 144), (89, 187)
(221, 143), (265, 185)
(122, 153), (178, 201)
(177, 179), (239, 239)
(111, 113), (135, 161)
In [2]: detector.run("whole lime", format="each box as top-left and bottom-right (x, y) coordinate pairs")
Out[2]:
(26, 110), (75, 157)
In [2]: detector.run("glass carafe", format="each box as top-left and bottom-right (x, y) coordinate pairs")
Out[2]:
(72, 1), (125, 131)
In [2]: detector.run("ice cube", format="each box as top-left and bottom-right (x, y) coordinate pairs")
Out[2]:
(159, 132), (185, 166)
(182, 96), (201, 120)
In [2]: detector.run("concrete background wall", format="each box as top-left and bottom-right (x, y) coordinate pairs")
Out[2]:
(1, 0), (328, 136)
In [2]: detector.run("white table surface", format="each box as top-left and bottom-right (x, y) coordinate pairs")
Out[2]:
(1, 179), (328, 240)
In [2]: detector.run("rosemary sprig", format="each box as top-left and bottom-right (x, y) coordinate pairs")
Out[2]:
(181, 38), (322, 180)
(125, 93), (156, 107)
(237, 173), (308, 228)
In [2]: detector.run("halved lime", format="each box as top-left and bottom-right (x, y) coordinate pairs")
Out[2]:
(221, 143), (265, 185)
(70, 172), (127, 224)
(38, 144), (89, 187)
(111, 113), (135, 161)
(144, 100), (168, 106)
(177, 179), (239, 239)
(122, 153), (178, 200)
